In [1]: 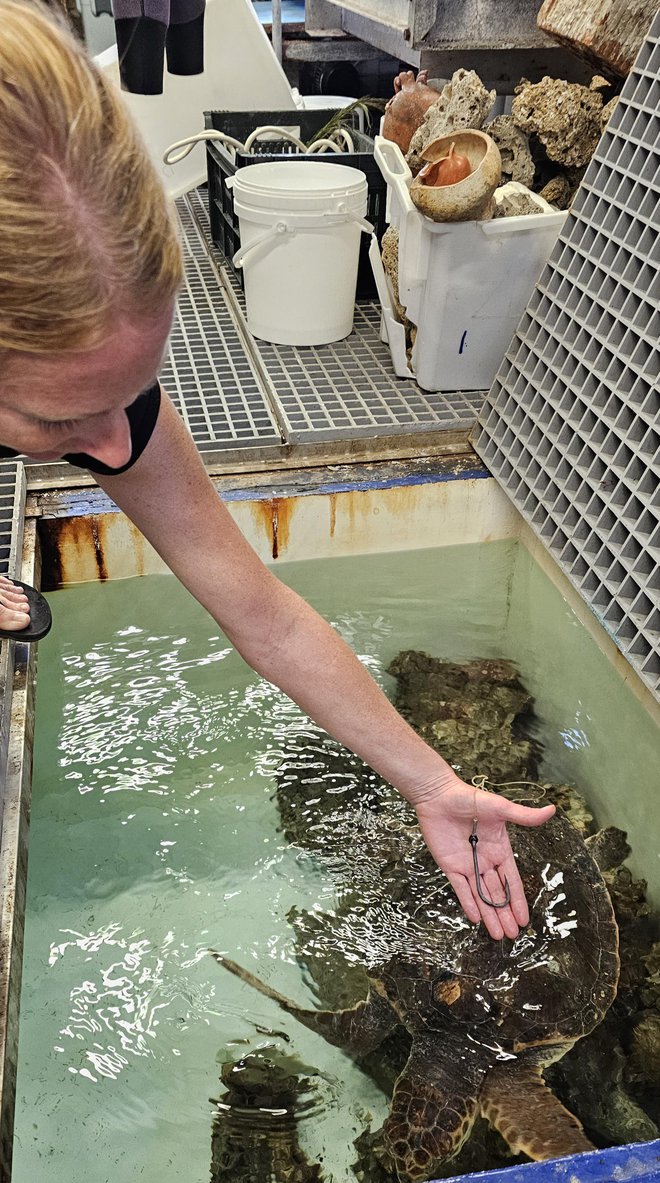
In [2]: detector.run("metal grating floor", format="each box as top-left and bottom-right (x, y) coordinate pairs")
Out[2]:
(473, 14), (660, 700)
(161, 199), (282, 450)
(183, 187), (485, 444)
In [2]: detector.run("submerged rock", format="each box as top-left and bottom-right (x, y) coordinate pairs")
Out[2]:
(628, 1012), (660, 1088)
(538, 782), (594, 836)
(210, 1046), (325, 1182)
(586, 826), (632, 872)
(388, 651), (538, 782)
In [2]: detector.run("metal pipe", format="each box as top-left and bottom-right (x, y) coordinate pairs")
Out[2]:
(271, 0), (282, 63)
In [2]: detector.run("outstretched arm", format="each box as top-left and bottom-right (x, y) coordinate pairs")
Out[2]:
(97, 392), (554, 939)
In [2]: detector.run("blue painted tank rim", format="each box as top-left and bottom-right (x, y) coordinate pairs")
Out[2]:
(435, 1139), (660, 1182)
(222, 466), (491, 502)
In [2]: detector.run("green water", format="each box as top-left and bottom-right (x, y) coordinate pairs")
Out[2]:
(12, 539), (659, 1182)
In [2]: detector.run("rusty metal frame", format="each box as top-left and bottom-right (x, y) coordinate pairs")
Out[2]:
(0, 515), (39, 1183)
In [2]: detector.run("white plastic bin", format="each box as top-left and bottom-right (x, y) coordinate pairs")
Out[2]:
(373, 136), (567, 392)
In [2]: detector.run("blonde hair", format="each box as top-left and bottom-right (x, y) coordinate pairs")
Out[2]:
(0, 0), (183, 358)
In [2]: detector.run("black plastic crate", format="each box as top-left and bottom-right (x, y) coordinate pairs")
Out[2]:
(204, 108), (387, 300)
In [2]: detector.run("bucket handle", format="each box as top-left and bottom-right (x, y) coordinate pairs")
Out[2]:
(233, 213), (374, 270)
(233, 222), (289, 270)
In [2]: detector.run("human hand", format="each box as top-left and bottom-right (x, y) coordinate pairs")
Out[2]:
(413, 777), (555, 940)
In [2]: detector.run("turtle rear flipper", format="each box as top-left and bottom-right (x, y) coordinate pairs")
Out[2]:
(480, 1062), (594, 1160)
(383, 1033), (486, 1181)
(211, 953), (397, 1057)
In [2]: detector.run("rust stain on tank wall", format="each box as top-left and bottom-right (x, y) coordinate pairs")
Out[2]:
(39, 515), (149, 587)
(341, 483), (425, 541)
(90, 520), (108, 581)
(328, 494), (337, 538)
(250, 498), (294, 559)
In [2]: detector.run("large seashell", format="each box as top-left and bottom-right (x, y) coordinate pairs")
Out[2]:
(410, 130), (502, 222)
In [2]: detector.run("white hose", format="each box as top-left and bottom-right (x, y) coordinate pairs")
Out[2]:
(305, 137), (344, 155)
(163, 123), (356, 166)
(332, 127), (356, 153)
(243, 125), (308, 154)
(163, 129), (246, 165)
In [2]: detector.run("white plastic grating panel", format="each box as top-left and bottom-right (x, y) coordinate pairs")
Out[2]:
(186, 188), (485, 442)
(0, 462), (23, 580)
(473, 15), (660, 699)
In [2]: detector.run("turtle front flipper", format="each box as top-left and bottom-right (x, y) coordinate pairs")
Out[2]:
(211, 952), (398, 1057)
(383, 1032), (487, 1181)
(480, 1062), (594, 1159)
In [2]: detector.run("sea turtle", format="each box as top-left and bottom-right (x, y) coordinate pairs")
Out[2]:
(212, 802), (619, 1181)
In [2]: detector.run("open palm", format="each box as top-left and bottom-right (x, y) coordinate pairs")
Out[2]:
(414, 780), (556, 940)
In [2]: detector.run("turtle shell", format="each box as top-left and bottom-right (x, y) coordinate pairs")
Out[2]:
(292, 804), (619, 1059)
(378, 809), (618, 1060)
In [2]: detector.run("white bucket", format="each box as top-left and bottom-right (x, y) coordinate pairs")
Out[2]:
(231, 161), (371, 346)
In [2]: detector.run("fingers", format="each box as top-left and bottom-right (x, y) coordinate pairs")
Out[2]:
(480, 869), (520, 939)
(445, 872), (481, 926)
(446, 853), (525, 939)
(470, 787), (555, 834)
(477, 894), (508, 941)
(446, 869), (520, 940)
(499, 799), (555, 828)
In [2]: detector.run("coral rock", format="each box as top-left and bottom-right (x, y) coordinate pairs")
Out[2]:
(485, 116), (535, 186)
(511, 75), (606, 169)
(406, 69), (496, 174)
(537, 174), (572, 208)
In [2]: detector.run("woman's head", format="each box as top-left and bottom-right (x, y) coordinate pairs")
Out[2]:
(0, 0), (183, 360)
(0, 0), (183, 464)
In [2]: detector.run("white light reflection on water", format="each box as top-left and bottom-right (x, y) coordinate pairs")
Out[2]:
(47, 923), (228, 1083)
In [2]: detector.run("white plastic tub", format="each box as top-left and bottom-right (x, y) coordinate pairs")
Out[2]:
(373, 136), (567, 392)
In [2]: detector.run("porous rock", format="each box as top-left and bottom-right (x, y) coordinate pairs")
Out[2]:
(380, 225), (406, 323)
(492, 188), (541, 218)
(485, 116), (535, 186)
(380, 226), (416, 354)
(537, 174), (572, 208)
(406, 69), (496, 173)
(601, 95), (619, 132)
(511, 75), (607, 169)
